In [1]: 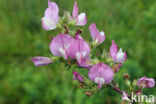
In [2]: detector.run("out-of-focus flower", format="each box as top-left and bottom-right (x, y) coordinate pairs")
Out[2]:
(50, 34), (75, 59)
(89, 23), (105, 45)
(30, 56), (52, 66)
(122, 91), (131, 102)
(88, 63), (114, 89)
(72, 1), (87, 26)
(137, 76), (155, 88)
(67, 37), (90, 63)
(110, 40), (127, 63)
(72, 71), (83, 82)
(42, 0), (59, 30)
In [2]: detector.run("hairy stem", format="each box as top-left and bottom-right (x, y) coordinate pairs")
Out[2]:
(107, 84), (122, 95)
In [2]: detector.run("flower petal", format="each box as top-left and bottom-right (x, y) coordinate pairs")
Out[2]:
(76, 13), (87, 26)
(67, 39), (90, 60)
(89, 23), (98, 41)
(72, 1), (78, 18)
(95, 77), (105, 89)
(42, 0), (59, 30)
(50, 34), (75, 59)
(99, 31), (106, 43)
(30, 56), (52, 66)
(41, 18), (57, 30)
(116, 48), (126, 63)
(110, 40), (118, 60)
(148, 78), (155, 88)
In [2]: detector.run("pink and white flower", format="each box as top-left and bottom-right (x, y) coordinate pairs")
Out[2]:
(67, 37), (90, 63)
(137, 76), (155, 88)
(110, 40), (127, 63)
(50, 34), (75, 59)
(72, 1), (87, 26)
(42, 0), (59, 30)
(122, 91), (132, 104)
(89, 23), (105, 45)
(88, 63), (114, 89)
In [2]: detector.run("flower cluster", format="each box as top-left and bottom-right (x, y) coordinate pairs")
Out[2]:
(31, 0), (155, 103)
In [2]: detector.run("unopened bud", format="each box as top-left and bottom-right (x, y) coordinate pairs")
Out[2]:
(125, 80), (131, 86)
(132, 79), (137, 87)
(112, 64), (121, 72)
(123, 73), (130, 80)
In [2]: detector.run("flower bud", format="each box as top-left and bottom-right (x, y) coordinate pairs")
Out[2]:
(72, 71), (83, 82)
(123, 73), (130, 80)
(132, 79), (137, 87)
(112, 64), (121, 73)
(125, 80), (131, 86)
(30, 56), (53, 66)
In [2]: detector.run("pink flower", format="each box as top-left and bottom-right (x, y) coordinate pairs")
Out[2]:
(50, 34), (75, 59)
(110, 40), (127, 63)
(30, 56), (52, 66)
(89, 23), (105, 45)
(122, 91), (131, 102)
(72, 1), (87, 26)
(137, 76), (155, 88)
(72, 71), (83, 82)
(88, 63), (114, 89)
(41, 0), (59, 31)
(67, 37), (90, 63)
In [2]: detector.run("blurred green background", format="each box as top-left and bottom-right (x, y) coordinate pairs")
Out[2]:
(0, 0), (156, 104)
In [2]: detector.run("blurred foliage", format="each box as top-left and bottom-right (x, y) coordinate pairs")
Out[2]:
(0, 0), (156, 104)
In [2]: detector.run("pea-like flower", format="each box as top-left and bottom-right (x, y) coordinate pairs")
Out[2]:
(122, 91), (131, 103)
(137, 76), (155, 88)
(50, 34), (75, 59)
(72, 71), (83, 82)
(41, 0), (59, 30)
(72, 1), (87, 26)
(67, 37), (90, 63)
(89, 23), (105, 45)
(30, 56), (52, 66)
(88, 63), (114, 89)
(110, 40), (127, 63)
